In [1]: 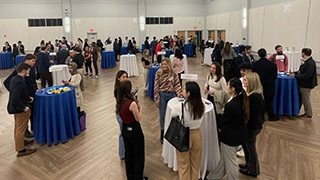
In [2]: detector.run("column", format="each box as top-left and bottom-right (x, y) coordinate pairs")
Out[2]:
(242, 0), (248, 45)
(138, 0), (146, 47)
(62, 0), (72, 43)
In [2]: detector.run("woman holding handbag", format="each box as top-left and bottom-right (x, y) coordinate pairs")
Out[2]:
(116, 80), (147, 180)
(154, 58), (183, 144)
(171, 81), (205, 180)
(204, 62), (228, 128)
(114, 70), (128, 160)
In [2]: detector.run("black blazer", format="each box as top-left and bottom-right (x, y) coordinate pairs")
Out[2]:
(144, 40), (150, 50)
(57, 49), (70, 64)
(234, 55), (246, 78)
(72, 54), (84, 68)
(253, 58), (277, 88)
(3, 45), (12, 52)
(244, 54), (254, 63)
(219, 95), (247, 146)
(295, 57), (318, 89)
(36, 52), (51, 73)
(4, 66), (37, 96)
(248, 93), (264, 130)
(7, 75), (31, 114)
(19, 44), (25, 54)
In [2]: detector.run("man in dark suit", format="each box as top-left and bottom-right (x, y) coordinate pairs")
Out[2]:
(37, 46), (53, 88)
(72, 47), (84, 70)
(7, 63), (37, 157)
(244, 45), (254, 63)
(113, 38), (120, 61)
(144, 36), (150, 50)
(151, 37), (158, 63)
(253, 48), (279, 121)
(234, 46), (248, 78)
(56, 44), (69, 64)
(4, 54), (37, 138)
(17, 41), (25, 54)
(289, 48), (317, 118)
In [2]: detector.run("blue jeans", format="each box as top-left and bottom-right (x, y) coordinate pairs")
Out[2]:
(159, 91), (176, 130)
(116, 113), (125, 159)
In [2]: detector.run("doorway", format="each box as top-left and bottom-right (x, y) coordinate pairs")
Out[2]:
(87, 32), (97, 45)
(217, 30), (226, 42)
(187, 31), (202, 46)
(208, 30), (216, 42)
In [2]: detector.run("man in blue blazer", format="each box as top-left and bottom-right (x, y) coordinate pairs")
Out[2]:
(7, 63), (37, 157)
(37, 46), (54, 88)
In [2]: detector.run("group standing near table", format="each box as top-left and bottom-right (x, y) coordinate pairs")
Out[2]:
(1, 35), (318, 180)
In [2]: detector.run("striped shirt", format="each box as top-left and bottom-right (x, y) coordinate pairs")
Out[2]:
(154, 70), (182, 101)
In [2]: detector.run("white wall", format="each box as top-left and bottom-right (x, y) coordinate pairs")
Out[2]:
(0, 0), (63, 51)
(206, 0), (320, 62)
(145, 17), (205, 40)
(71, 17), (139, 45)
(146, 0), (205, 17)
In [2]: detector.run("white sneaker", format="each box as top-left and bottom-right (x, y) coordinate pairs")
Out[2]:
(95, 75), (99, 78)
(236, 146), (245, 157)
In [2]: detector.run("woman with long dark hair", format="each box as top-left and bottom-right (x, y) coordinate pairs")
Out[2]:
(91, 43), (99, 78)
(141, 49), (152, 91)
(83, 46), (93, 76)
(172, 81), (205, 180)
(116, 80), (147, 180)
(204, 62), (228, 127)
(114, 70), (128, 160)
(221, 42), (236, 82)
(240, 72), (264, 177)
(209, 78), (249, 180)
(171, 48), (185, 86)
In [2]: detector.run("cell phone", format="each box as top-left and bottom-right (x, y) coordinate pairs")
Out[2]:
(132, 87), (138, 96)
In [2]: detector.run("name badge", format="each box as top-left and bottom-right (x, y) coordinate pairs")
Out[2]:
(276, 55), (285, 60)
(127, 127), (132, 131)
(168, 76), (173, 81)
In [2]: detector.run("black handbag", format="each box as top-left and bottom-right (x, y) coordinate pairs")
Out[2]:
(164, 103), (190, 152)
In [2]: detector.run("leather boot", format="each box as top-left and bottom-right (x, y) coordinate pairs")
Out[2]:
(160, 130), (164, 144)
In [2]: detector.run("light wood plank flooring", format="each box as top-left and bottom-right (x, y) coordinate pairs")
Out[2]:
(0, 53), (320, 180)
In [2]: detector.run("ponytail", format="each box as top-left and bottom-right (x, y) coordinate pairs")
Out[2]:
(242, 89), (250, 124)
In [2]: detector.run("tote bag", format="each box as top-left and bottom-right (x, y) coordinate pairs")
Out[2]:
(164, 103), (189, 152)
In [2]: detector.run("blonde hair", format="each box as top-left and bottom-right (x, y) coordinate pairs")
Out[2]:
(142, 49), (149, 59)
(245, 72), (263, 98)
(159, 58), (174, 81)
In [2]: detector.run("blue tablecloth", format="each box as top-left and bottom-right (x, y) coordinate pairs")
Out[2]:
(34, 86), (80, 146)
(0, 52), (14, 69)
(101, 51), (116, 69)
(166, 49), (173, 57)
(273, 75), (300, 116)
(120, 47), (128, 55)
(148, 66), (159, 99)
(15, 55), (25, 66)
(141, 44), (151, 55)
(184, 44), (193, 57)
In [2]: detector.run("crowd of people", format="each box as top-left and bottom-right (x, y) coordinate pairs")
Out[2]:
(2, 33), (318, 180)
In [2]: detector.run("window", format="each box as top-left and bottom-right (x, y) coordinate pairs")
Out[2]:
(146, 17), (172, 25)
(28, 18), (63, 27)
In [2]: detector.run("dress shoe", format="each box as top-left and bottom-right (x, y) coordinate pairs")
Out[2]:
(24, 139), (34, 146)
(17, 149), (37, 157)
(269, 116), (279, 121)
(25, 129), (33, 138)
(239, 169), (257, 177)
(239, 163), (248, 169)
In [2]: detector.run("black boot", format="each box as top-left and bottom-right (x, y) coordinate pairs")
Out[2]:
(160, 130), (164, 144)
(25, 128), (33, 138)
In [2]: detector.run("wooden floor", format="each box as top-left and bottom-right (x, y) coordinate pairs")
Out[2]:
(0, 53), (320, 180)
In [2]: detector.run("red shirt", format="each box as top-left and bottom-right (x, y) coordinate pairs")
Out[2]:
(155, 44), (162, 56)
(119, 99), (136, 124)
